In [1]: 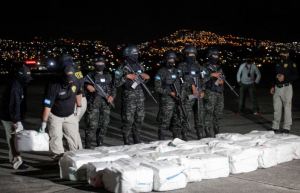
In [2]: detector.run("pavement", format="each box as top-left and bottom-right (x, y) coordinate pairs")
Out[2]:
(0, 77), (300, 193)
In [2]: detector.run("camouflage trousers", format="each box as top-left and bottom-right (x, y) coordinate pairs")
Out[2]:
(156, 97), (182, 135)
(121, 89), (145, 136)
(203, 90), (224, 127)
(182, 96), (204, 132)
(85, 97), (111, 141)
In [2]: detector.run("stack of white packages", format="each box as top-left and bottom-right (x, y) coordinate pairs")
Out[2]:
(154, 145), (178, 153)
(59, 149), (102, 181)
(244, 130), (275, 139)
(174, 158), (204, 183)
(283, 138), (300, 159)
(188, 154), (229, 179)
(149, 140), (172, 146)
(102, 161), (154, 193)
(143, 152), (180, 161)
(94, 143), (154, 153)
(200, 137), (234, 144)
(140, 161), (187, 191)
(170, 138), (207, 150)
(87, 159), (133, 188)
(251, 146), (277, 168)
(170, 149), (203, 158)
(260, 140), (295, 164)
(59, 151), (130, 181)
(215, 148), (261, 174)
(216, 133), (252, 141)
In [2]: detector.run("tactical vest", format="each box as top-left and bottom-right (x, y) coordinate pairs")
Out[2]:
(123, 62), (143, 91)
(94, 73), (111, 94)
(205, 63), (224, 93)
(162, 68), (181, 95)
(181, 63), (200, 84)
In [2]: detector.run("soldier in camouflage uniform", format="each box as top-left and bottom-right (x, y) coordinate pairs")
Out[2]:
(84, 56), (116, 148)
(178, 45), (211, 140)
(155, 50), (183, 140)
(114, 45), (150, 145)
(202, 48), (224, 137)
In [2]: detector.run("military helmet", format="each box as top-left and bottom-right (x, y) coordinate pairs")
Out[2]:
(164, 50), (177, 62)
(94, 56), (106, 64)
(206, 48), (220, 58)
(183, 45), (197, 56)
(123, 45), (139, 57)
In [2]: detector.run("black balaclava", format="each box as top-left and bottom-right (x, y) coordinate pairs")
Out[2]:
(166, 61), (175, 69)
(95, 65), (105, 72)
(209, 56), (218, 65)
(127, 54), (138, 64)
(16, 66), (33, 87)
(186, 55), (196, 65)
(60, 65), (76, 86)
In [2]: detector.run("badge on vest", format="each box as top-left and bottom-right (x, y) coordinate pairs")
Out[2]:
(293, 63), (297, 67)
(100, 79), (106, 82)
(156, 76), (161, 80)
(172, 75), (176, 79)
(59, 91), (66, 95)
(284, 64), (288, 68)
(115, 70), (120, 75)
(191, 71), (196, 75)
(71, 86), (76, 93)
(138, 70), (142, 74)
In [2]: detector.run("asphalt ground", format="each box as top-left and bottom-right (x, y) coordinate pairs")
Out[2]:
(0, 75), (300, 193)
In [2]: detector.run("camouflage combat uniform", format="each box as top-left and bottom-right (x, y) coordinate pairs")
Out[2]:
(178, 61), (210, 133)
(114, 60), (148, 137)
(203, 62), (224, 130)
(84, 71), (116, 145)
(155, 67), (183, 136)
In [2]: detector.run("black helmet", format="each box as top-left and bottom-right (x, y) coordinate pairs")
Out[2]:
(123, 45), (139, 57)
(206, 48), (219, 58)
(58, 54), (74, 69)
(183, 45), (197, 56)
(164, 50), (177, 62)
(94, 56), (106, 64)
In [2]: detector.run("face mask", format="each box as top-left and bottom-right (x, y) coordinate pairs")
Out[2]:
(209, 56), (218, 64)
(95, 65), (105, 72)
(166, 61), (175, 69)
(132, 54), (139, 60)
(187, 56), (196, 65)
(127, 55), (138, 64)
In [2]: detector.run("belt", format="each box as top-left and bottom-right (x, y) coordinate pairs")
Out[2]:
(276, 83), (291, 88)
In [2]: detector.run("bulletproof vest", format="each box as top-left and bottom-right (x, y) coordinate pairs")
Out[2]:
(162, 68), (181, 95)
(181, 62), (200, 84)
(94, 73), (111, 94)
(57, 83), (73, 101)
(123, 62), (143, 91)
(205, 63), (224, 93)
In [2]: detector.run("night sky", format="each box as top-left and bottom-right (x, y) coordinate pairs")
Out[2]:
(1, 0), (299, 45)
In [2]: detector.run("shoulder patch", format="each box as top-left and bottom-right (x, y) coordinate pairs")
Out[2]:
(293, 63), (297, 67)
(178, 69), (181, 73)
(156, 76), (161, 80)
(44, 99), (51, 105)
(202, 70), (206, 75)
(115, 70), (120, 75)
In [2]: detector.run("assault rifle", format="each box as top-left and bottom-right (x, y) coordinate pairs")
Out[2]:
(208, 64), (239, 97)
(171, 81), (191, 131)
(125, 64), (157, 103)
(85, 75), (115, 108)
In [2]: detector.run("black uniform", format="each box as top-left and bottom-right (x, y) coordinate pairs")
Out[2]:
(272, 59), (299, 87)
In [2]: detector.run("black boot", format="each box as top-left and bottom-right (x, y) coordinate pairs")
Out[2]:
(85, 139), (92, 149)
(158, 131), (165, 140)
(196, 129), (203, 140)
(132, 134), (141, 144)
(213, 126), (220, 136)
(204, 127), (211, 138)
(123, 134), (131, 145)
(96, 136), (103, 147)
(173, 133), (180, 139)
(182, 132), (188, 141)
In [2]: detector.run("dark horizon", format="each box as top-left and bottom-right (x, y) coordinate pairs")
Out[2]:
(1, 0), (299, 45)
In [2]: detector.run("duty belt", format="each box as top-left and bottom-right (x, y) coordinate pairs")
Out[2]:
(276, 83), (291, 88)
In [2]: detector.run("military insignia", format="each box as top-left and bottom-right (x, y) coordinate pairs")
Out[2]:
(100, 79), (106, 82)
(293, 63), (297, 67)
(71, 86), (76, 93)
(156, 76), (161, 80)
(172, 75), (176, 79)
(75, 72), (83, 79)
(27, 72), (31, 74)
(67, 71), (73, 75)
(178, 69), (181, 73)
(115, 70), (120, 75)
(191, 71), (196, 75)
(44, 99), (51, 105)
(284, 64), (288, 68)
